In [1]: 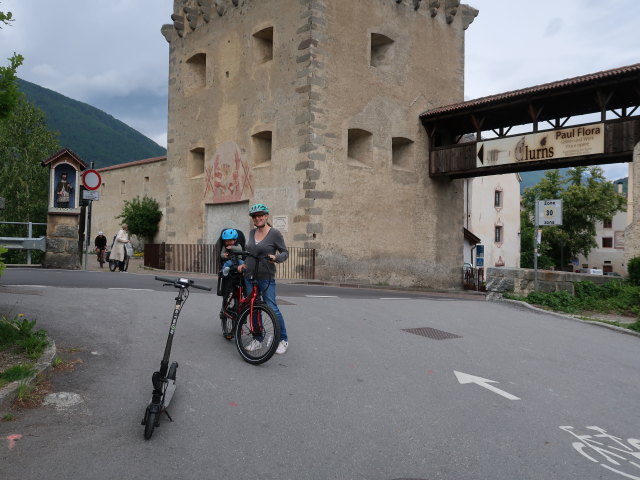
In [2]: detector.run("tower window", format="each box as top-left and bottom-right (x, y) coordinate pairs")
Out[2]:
(189, 148), (205, 177)
(495, 225), (503, 243)
(494, 190), (503, 208)
(391, 137), (413, 170)
(347, 129), (373, 167)
(370, 33), (394, 68)
(253, 27), (274, 64)
(252, 131), (272, 165)
(185, 53), (207, 91)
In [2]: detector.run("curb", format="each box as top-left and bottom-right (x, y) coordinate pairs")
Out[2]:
(0, 337), (56, 414)
(487, 294), (640, 338)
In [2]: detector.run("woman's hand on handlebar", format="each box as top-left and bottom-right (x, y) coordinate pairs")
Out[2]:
(237, 264), (247, 273)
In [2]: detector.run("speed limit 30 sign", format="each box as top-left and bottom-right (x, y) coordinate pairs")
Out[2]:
(537, 199), (563, 226)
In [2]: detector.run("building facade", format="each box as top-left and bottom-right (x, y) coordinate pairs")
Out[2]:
(151, 0), (478, 288)
(464, 173), (521, 269)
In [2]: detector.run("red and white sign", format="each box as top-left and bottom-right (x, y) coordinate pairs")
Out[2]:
(82, 169), (102, 190)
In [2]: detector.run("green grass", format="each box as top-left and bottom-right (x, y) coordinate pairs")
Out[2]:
(0, 314), (49, 359)
(0, 364), (35, 387)
(505, 279), (640, 331)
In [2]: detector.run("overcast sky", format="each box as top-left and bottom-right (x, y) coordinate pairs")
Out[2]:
(1, 0), (638, 180)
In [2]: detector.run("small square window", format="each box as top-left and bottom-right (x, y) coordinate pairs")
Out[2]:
(602, 237), (613, 248)
(603, 218), (612, 228)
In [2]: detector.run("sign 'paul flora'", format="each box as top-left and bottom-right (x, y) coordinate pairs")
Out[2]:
(476, 123), (604, 168)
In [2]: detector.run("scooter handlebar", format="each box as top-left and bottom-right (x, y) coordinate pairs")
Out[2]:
(155, 276), (212, 291)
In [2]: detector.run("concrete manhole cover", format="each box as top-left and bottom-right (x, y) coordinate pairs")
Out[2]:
(43, 392), (83, 409)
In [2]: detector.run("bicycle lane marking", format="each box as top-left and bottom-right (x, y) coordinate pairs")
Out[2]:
(560, 426), (640, 479)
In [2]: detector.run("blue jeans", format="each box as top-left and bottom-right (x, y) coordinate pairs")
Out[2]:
(245, 279), (288, 342)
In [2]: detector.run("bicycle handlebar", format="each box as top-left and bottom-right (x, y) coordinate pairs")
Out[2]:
(155, 276), (212, 291)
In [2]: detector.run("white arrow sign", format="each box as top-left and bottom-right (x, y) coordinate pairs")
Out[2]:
(454, 371), (520, 400)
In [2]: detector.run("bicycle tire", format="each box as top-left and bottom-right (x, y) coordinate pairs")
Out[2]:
(143, 407), (159, 439)
(235, 303), (280, 365)
(122, 257), (130, 272)
(109, 260), (117, 272)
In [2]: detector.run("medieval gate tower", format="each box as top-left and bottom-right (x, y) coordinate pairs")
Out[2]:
(160, 0), (478, 288)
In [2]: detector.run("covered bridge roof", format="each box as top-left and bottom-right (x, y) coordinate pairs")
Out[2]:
(420, 63), (640, 138)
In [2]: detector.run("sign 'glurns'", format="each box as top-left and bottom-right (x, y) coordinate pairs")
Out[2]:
(160, 0), (478, 288)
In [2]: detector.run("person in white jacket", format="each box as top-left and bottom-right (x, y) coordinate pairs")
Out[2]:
(110, 224), (130, 272)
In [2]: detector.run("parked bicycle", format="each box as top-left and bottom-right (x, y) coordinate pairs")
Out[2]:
(218, 249), (280, 365)
(141, 276), (212, 440)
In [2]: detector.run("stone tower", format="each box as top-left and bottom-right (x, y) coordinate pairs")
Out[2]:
(161, 0), (478, 288)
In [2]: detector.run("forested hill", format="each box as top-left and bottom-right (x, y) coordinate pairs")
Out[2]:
(18, 79), (166, 168)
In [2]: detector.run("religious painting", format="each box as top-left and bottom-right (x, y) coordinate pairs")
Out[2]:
(204, 141), (253, 204)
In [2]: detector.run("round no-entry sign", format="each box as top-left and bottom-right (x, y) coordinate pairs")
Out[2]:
(82, 169), (102, 191)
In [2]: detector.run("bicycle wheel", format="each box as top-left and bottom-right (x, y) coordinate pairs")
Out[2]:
(143, 406), (159, 439)
(235, 303), (280, 365)
(122, 257), (130, 272)
(109, 260), (117, 272)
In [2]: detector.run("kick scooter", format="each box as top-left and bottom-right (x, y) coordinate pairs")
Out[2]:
(141, 276), (211, 439)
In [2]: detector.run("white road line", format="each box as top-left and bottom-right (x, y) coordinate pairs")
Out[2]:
(6, 285), (48, 288)
(304, 295), (338, 298)
(379, 297), (408, 300)
(108, 288), (155, 292)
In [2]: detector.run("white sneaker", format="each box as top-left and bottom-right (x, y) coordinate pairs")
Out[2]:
(275, 340), (288, 355)
(245, 339), (261, 352)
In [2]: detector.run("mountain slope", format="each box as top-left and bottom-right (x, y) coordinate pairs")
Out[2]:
(18, 79), (166, 168)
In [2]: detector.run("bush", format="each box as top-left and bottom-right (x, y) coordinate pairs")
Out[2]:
(628, 256), (640, 286)
(526, 290), (579, 313)
(0, 314), (48, 359)
(0, 247), (6, 277)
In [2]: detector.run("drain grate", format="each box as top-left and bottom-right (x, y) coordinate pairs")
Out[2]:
(402, 327), (461, 340)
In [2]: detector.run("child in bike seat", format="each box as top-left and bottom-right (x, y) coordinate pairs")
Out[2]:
(220, 228), (244, 276)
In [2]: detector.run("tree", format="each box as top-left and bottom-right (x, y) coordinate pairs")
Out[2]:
(520, 167), (626, 269)
(0, 95), (60, 263)
(117, 196), (163, 243)
(0, 5), (24, 118)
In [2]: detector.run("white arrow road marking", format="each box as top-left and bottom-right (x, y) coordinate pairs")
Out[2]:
(454, 370), (520, 400)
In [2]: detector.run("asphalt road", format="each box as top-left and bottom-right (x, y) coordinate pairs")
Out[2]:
(1, 268), (639, 480)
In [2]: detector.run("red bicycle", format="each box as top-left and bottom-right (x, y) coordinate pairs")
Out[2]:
(218, 250), (280, 365)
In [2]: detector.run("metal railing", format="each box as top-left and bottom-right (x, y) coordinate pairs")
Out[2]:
(0, 221), (47, 264)
(144, 243), (316, 280)
(463, 266), (485, 291)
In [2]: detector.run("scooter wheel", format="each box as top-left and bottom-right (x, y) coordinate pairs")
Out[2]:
(143, 408), (159, 439)
(167, 362), (178, 381)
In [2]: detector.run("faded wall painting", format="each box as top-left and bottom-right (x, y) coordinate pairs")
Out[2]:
(204, 141), (253, 204)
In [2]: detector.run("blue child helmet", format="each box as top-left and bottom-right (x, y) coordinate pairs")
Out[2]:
(249, 203), (269, 216)
(221, 228), (239, 240)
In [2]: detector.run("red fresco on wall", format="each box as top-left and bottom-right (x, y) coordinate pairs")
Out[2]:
(204, 142), (253, 204)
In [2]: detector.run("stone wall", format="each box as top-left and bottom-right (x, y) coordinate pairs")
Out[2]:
(42, 214), (81, 269)
(624, 143), (639, 266)
(486, 267), (616, 297)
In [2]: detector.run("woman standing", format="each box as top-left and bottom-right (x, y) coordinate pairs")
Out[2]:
(110, 224), (131, 272)
(239, 204), (289, 354)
